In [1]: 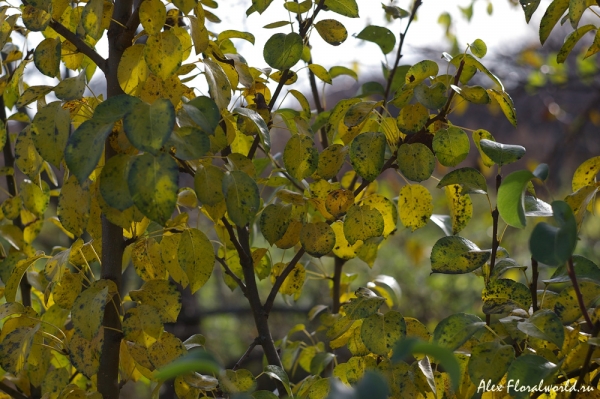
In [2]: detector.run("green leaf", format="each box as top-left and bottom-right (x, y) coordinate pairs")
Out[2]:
(123, 98), (175, 155)
(468, 341), (514, 386)
(283, 0), (312, 13)
(397, 143), (435, 182)
(300, 222), (336, 257)
(222, 170), (260, 226)
(506, 355), (558, 398)
(283, 134), (318, 181)
(173, 0), (196, 15)
(324, 0), (359, 18)
(203, 59), (232, 110)
(155, 350), (221, 380)
(398, 184), (433, 231)
(185, 96), (221, 134)
(517, 309), (564, 348)
(308, 64), (333, 84)
(437, 167), (487, 194)
(414, 82), (447, 109)
(166, 126), (210, 161)
(356, 25), (395, 54)
(382, 4), (409, 19)
(544, 255), (600, 285)
(16, 85), (53, 108)
(432, 126), (470, 167)
(480, 139), (526, 167)
(32, 101), (70, 167)
(0, 325), (40, 374)
(519, 0), (541, 22)
(349, 132), (386, 182)
(93, 94), (142, 124)
(128, 152), (179, 225)
(432, 313), (485, 351)
(99, 154), (133, 211)
(263, 21), (291, 29)
(314, 19), (348, 46)
(430, 236), (490, 274)
(22, 5), (50, 31)
(530, 201), (578, 266)
(360, 311), (406, 356)
(263, 32), (303, 70)
(482, 278), (532, 314)
(472, 129), (496, 167)
(559, 24), (596, 64)
(260, 203), (292, 245)
(497, 170), (536, 229)
(405, 60), (439, 85)
(194, 164), (225, 206)
(233, 107), (271, 150)
(264, 365), (292, 397)
(539, 0), (569, 45)
(54, 69), (86, 101)
(330, 66), (358, 81)
(34, 37), (61, 78)
(470, 38), (487, 58)
(343, 204), (384, 245)
(178, 228), (215, 294)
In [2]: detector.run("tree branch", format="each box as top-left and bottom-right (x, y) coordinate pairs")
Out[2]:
(264, 249), (305, 314)
(216, 256), (246, 295)
(382, 0), (422, 102)
(567, 256), (594, 329)
(49, 20), (108, 73)
(232, 337), (259, 371)
(221, 218), (246, 257)
(0, 380), (29, 399)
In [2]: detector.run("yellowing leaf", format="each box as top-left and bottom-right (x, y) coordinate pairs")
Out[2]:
(314, 19), (348, 46)
(361, 194), (397, 237)
(300, 222), (336, 257)
(72, 280), (115, 340)
(15, 126), (44, 180)
(432, 126), (470, 167)
(360, 311), (406, 356)
(144, 31), (183, 81)
(324, 0), (359, 18)
(331, 220), (360, 260)
(472, 129), (495, 167)
(81, 0), (104, 39)
(260, 203), (292, 245)
(31, 101), (70, 167)
(274, 263), (306, 296)
(58, 175), (90, 237)
(487, 89), (517, 127)
(123, 304), (163, 346)
(222, 170), (259, 226)
(349, 132), (386, 182)
(398, 184), (433, 231)
(204, 58), (232, 110)
(54, 69), (86, 101)
(431, 236), (490, 274)
(52, 270), (83, 309)
(69, 331), (103, 378)
(128, 152), (179, 225)
(178, 228), (215, 293)
(308, 64), (332, 84)
(132, 238), (167, 281)
(22, 5), (51, 31)
(275, 219), (303, 249)
(445, 184), (473, 235)
(405, 60), (439, 85)
(140, 0), (166, 35)
(148, 332), (186, 369)
(130, 279), (182, 323)
(161, 233), (189, 288)
(397, 143), (435, 182)
(283, 134), (319, 181)
(0, 324), (40, 374)
(20, 180), (49, 218)
(118, 44), (150, 94)
(343, 204), (384, 245)
(316, 144), (347, 180)
(572, 156), (600, 192)
(33, 37), (61, 78)
(99, 153), (134, 211)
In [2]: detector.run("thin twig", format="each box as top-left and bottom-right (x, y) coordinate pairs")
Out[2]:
(353, 155), (396, 197)
(232, 338), (259, 371)
(216, 257), (247, 295)
(48, 21), (108, 73)
(332, 257), (346, 314)
(486, 173), (502, 326)
(567, 256), (594, 328)
(221, 218), (246, 258)
(0, 380), (29, 399)
(264, 249), (305, 314)
(572, 323), (599, 399)
(382, 0), (423, 102)
(530, 258), (539, 312)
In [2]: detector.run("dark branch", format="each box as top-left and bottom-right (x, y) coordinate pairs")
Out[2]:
(232, 338), (259, 371)
(216, 257), (247, 295)
(48, 20), (108, 73)
(263, 249), (305, 314)
(0, 380), (29, 399)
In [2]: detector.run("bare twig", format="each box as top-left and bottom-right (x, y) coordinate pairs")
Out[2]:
(216, 257), (247, 295)
(530, 258), (539, 313)
(221, 218), (247, 258)
(232, 338), (259, 371)
(567, 256), (594, 329)
(264, 249), (305, 314)
(48, 20), (108, 73)
(0, 380), (29, 399)
(332, 257), (346, 314)
(382, 0), (423, 102)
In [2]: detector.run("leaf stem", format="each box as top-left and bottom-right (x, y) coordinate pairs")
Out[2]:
(486, 173), (502, 326)
(530, 257), (539, 312)
(567, 256), (594, 329)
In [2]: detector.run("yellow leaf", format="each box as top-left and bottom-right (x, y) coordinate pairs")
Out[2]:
(361, 194), (398, 237)
(343, 204), (384, 245)
(51, 269), (83, 309)
(81, 0), (104, 39)
(57, 175), (91, 237)
(118, 44), (149, 94)
(131, 238), (168, 281)
(203, 58), (232, 110)
(326, 189), (355, 219)
(139, 0), (166, 35)
(275, 219), (303, 249)
(445, 184), (473, 235)
(68, 330), (103, 378)
(300, 222), (336, 257)
(398, 184), (433, 231)
(33, 37), (61, 77)
(173, 26), (192, 61)
(123, 304), (163, 347)
(178, 228), (215, 293)
(72, 280), (116, 340)
(308, 64), (332, 84)
(147, 332), (186, 369)
(15, 126), (44, 180)
(130, 279), (182, 323)
(331, 220), (360, 260)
